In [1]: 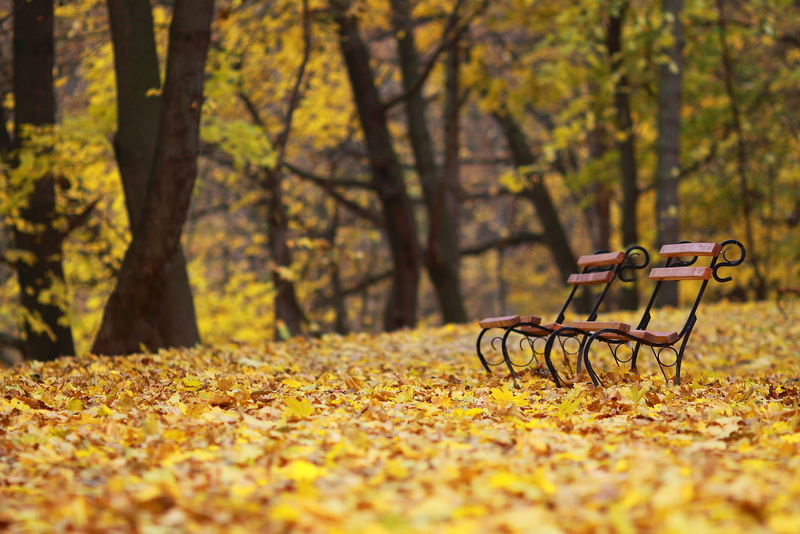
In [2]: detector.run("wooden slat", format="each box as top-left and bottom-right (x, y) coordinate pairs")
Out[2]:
(569, 321), (632, 332)
(479, 315), (520, 328)
(659, 243), (721, 258)
(519, 323), (564, 336)
(478, 315), (542, 329)
(567, 270), (616, 286)
(649, 266), (712, 281)
(596, 329), (679, 344)
(577, 251), (626, 268)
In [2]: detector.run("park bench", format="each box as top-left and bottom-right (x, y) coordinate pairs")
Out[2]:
(542, 240), (746, 388)
(475, 244), (649, 381)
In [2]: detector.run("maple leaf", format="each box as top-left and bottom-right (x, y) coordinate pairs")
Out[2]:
(284, 397), (314, 418)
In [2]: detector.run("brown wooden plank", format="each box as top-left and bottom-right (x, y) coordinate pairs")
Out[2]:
(659, 243), (721, 258)
(519, 315), (542, 325)
(519, 323), (564, 336)
(478, 315), (521, 328)
(596, 329), (678, 344)
(649, 266), (712, 281)
(569, 321), (632, 332)
(577, 251), (626, 268)
(567, 270), (616, 286)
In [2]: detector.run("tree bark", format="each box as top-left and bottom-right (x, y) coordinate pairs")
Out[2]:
(492, 111), (592, 313)
(607, 5), (640, 310)
(655, 0), (683, 307)
(332, 1), (421, 331)
(716, 0), (767, 299)
(389, 0), (467, 324)
(12, 0), (76, 360)
(92, 0), (215, 355)
(107, 0), (201, 346)
(266, 169), (307, 338)
(492, 112), (578, 281)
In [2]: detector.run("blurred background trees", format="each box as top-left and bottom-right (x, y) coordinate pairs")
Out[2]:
(1, 0), (798, 361)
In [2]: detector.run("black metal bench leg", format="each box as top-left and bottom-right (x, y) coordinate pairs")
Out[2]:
(500, 327), (521, 382)
(475, 328), (494, 374)
(583, 333), (607, 387)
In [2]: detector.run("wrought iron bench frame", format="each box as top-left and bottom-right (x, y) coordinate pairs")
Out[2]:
(475, 244), (649, 381)
(542, 240), (746, 388)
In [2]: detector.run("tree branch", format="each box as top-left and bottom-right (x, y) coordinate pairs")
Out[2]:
(382, 0), (487, 111)
(284, 162), (383, 225)
(272, 0), (312, 171)
(461, 231), (544, 256)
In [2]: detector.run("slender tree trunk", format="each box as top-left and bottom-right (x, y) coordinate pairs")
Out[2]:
(655, 0), (683, 307)
(492, 112), (578, 280)
(492, 111), (592, 313)
(607, 5), (640, 310)
(92, 0), (215, 355)
(587, 127), (612, 253)
(266, 169), (306, 339)
(332, 1), (421, 331)
(12, 0), (76, 360)
(389, 0), (467, 324)
(716, 0), (767, 299)
(107, 0), (201, 346)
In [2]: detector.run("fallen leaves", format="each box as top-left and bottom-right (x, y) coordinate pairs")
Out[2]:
(2, 301), (800, 533)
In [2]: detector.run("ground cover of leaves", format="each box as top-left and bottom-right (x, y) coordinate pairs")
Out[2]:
(2, 301), (800, 534)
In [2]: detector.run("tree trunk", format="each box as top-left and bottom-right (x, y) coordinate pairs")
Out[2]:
(12, 0), (76, 360)
(655, 0), (683, 307)
(716, 0), (767, 299)
(492, 111), (592, 313)
(492, 112), (578, 281)
(92, 0), (215, 355)
(107, 0), (201, 346)
(266, 169), (306, 339)
(390, 0), (467, 324)
(332, 1), (421, 331)
(607, 6), (640, 310)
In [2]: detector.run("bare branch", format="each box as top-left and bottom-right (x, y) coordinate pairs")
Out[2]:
(383, 0), (487, 111)
(62, 199), (100, 238)
(461, 231), (544, 256)
(272, 0), (313, 170)
(284, 162), (383, 225)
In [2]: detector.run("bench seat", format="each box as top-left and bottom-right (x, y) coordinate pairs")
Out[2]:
(478, 315), (541, 329)
(518, 322), (567, 336)
(594, 329), (680, 344)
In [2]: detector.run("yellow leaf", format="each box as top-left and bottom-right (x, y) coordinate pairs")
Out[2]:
(280, 460), (326, 481)
(284, 397), (314, 419)
(182, 376), (204, 390)
(282, 378), (302, 389)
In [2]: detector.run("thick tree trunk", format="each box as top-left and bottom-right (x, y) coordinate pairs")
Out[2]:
(608, 6), (640, 310)
(107, 0), (201, 346)
(92, 0), (215, 355)
(389, 0), (467, 324)
(332, 2), (421, 331)
(655, 0), (684, 307)
(12, 0), (75, 360)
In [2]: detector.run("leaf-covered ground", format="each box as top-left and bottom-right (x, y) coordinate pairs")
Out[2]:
(2, 301), (800, 534)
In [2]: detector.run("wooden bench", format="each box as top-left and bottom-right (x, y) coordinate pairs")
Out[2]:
(476, 245), (649, 380)
(542, 240), (746, 387)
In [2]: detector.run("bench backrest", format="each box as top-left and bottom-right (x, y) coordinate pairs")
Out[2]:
(635, 240), (746, 334)
(554, 245), (649, 324)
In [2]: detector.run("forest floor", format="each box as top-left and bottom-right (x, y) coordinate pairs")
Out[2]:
(2, 301), (800, 533)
